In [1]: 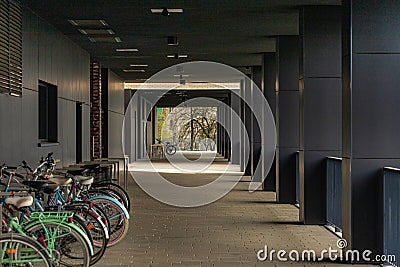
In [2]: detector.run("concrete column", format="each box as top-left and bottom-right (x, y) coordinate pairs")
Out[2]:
(220, 104), (225, 157)
(251, 66), (263, 183)
(262, 53), (277, 191)
(239, 80), (246, 172)
(244, 76), (252, 176)
(275, 36), (299, 204)
(342, 0), (400, 256)
(299, 6), (342, 225)
(231, 90), (241, 165)
(224, 97), (231, 160)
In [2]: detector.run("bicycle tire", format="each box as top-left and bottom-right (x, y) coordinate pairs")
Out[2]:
(24, 222), (91, 267)
(92, 182), (131, 213)
(89, 188), (129, 213)
(0, 233), (52, 267)
(166, 146), (177, 155)
(88, 197), (129, 247)
(72, 209), (108, 265)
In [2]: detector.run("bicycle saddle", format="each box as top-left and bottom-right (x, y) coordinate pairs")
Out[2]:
(22, 180), (60, 194)
(73, 175), (94, 185)
(50, 176), (73, 186)
(5, 195), (34, 209)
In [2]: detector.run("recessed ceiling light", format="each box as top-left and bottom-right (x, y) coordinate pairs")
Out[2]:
(167, 36), (178, 46)
(78, 29), (115, 35)
(88, 37), (121, 43)
(9, 92), (21, 97)
(167, 54), (188, 59)
(116, 48), (139, 52)
(130, 64), (148, 67)
(68, 19), (108, 26)
(151, 8), (183, 14)
(123, 69), (145, 73)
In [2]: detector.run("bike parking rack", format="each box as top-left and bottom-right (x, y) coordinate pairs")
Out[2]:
(95, 156), (129, 190)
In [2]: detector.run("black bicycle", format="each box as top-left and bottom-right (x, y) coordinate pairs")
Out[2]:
(156, 139), (177, 155)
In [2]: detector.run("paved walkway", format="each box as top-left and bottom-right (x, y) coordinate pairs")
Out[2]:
(97, 153), (376, 267)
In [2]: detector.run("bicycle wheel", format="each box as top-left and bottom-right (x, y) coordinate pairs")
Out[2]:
(68, 201), (111, 237)
(0, 233), (52, 266)
(73, 208), (109, 265)
(166, 145), (176, 155)
(88, 197), (129, 247)
(92, 182), (131, 213)
(89, 188), (129, 213)
(25, 222), (91, 267)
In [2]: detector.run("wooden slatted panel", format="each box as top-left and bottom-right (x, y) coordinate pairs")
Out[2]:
(0, 1), (9, 94)
(8, 0), (22, 95)
(0, 0), (22, 96)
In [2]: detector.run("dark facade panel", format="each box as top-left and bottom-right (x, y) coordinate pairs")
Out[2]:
(277, 91), (299, 148)
(303, 78), (342, 151)
(0, 7), (91, 167)
(352, 0), (400, 54)
(351, 54), (400, 159)
(276, 36), (299, 92)
(300, 6), (342, 78)
(276, 147), (298, 204)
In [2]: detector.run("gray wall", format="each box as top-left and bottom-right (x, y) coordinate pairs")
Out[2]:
(107, 70), (125, 158)
(0, 7), (90, 167)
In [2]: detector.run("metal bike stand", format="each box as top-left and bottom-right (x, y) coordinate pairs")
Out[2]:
(95, 157), (129, 190)
(79, 161), (116, 183)
(95, 159), (119, 183)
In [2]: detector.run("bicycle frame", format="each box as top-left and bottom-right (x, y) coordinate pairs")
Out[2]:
(8, 212), (94, 257)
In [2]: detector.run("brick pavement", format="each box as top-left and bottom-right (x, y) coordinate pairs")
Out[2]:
(97, 156), (377, 267)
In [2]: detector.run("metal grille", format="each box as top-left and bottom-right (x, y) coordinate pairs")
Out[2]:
(0, 0), (22, 96)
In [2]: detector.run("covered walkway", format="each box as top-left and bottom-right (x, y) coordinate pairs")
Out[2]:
(98, 152), (375, 267)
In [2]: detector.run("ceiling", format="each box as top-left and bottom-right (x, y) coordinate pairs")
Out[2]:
(152, 90), (231, 107)
(21, 0), (340, 82)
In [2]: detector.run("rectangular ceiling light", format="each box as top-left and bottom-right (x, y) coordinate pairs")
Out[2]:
(151, 8), (183, 14)
(88, 37), (121, 43)
(167, 54), (188, 58)
(78, 29), (115, 35)
(116, 48), (139, 52)
(130, 64), (148, 67)
(168, 9), (184, 13)
(123, 69), (145, 73)
(68, 19), (108, 26)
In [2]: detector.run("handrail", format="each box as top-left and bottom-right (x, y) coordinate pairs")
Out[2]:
(295, 151), (300, 205)
(382, 167), (400, 267)
(326, 157), (342, 232)
(327, 156), (342, 161)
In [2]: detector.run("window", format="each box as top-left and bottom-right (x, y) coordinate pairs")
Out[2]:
(38, 81), (58, 143)
(0, 0), (22, 96)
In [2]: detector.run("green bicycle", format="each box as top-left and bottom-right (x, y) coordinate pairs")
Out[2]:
(0, 233), (52, 266)
(5, 207), (93, 267)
